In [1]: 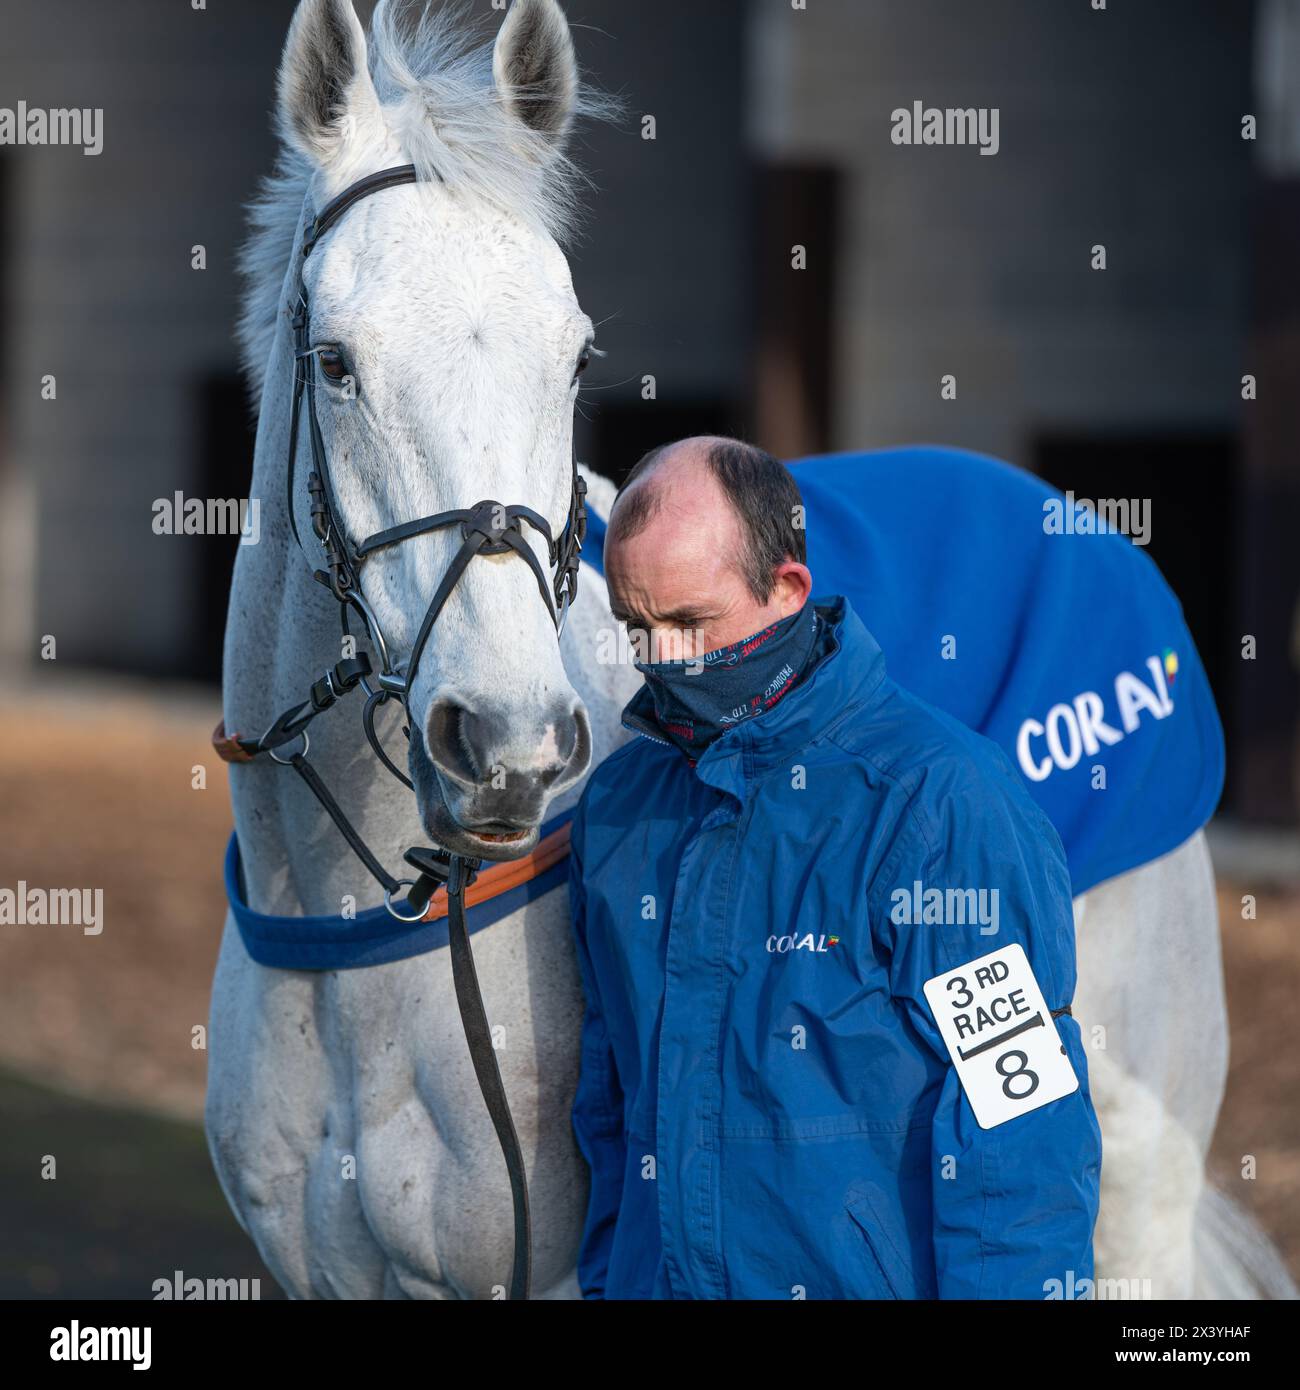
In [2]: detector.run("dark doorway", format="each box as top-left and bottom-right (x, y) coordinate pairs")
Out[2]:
(189, 373), (258, 684)
(582, 398), (753, 490)
(752, 162), (841, 462)
(1035, 434), (1237, 810)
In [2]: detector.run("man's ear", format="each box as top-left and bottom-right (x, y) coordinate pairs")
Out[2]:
(277, 0), (384, 169)
(772, 562), (814, 616)
(492, 0), (579, 154)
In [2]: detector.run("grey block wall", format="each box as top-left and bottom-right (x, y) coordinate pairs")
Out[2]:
(748, 0), (1254, 463)
(0, 0), (296, 674)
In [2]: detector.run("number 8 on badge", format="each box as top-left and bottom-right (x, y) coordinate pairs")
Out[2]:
(922, 943), (1079, 1129)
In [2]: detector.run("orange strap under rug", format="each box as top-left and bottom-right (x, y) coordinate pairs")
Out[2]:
(418, 820), (572, 921)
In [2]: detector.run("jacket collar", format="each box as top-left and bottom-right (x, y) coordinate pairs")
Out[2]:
(621, 595), (888, 802)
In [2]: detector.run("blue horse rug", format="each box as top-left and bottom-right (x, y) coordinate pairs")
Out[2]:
(588, 445), (1223, 897)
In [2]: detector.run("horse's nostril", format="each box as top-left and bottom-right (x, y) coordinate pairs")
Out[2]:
(425, 698), (480, 783)
(553, 702), (592, 784)
(551, 711), (578, 766)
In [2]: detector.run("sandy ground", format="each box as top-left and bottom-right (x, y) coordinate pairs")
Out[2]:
(0, 681), (232, 1120)
(0, 678), (1296, 1289)
(1203, 878), (1300, 1280)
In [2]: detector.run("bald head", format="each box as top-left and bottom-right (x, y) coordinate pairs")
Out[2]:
(605, 436), (813, 660)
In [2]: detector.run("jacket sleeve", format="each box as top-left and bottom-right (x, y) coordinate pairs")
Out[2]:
(568, 814), (628, 1299)
(870, 772), (1103, 1300)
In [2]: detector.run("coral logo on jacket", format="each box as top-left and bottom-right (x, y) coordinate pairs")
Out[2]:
(767, 933), (840, 953)
(1016, 652), (1175, 783)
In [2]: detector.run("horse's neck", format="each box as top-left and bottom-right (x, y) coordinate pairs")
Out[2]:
(223, 311), (425, 919)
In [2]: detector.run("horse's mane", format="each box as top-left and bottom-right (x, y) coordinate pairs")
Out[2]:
(236, 0), (612, 410)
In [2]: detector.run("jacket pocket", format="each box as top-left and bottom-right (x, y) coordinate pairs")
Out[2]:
(845, 1187), (916, 1300)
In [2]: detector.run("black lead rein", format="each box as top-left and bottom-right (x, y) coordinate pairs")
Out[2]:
(225, 164), (590, 1302)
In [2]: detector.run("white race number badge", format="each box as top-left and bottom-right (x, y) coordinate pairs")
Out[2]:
(922, 943), (1078, 1129)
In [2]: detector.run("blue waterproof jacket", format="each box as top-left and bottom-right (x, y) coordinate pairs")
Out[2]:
(568, 596), (1102, 1299)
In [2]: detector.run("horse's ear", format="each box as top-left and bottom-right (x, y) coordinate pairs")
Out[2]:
(277, 0), (383, 168)
(492, 0), (578, 153)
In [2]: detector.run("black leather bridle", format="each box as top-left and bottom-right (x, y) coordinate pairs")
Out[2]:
(225, 164), (589, 1301)
(286, 165), (586, 680)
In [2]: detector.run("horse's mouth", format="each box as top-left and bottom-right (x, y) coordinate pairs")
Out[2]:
(416, 803), (541, 861)
(454, 820), (541, 863)
(470, 827), (530, 845)
(407, 731), (552, 861)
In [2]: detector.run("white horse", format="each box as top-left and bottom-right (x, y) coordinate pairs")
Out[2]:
(206, 0), (1292, 1300)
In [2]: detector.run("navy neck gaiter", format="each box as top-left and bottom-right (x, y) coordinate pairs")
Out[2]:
(632, 602), (823, 760)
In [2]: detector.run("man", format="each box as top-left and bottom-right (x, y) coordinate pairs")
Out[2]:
(567, 436), (1102, 1300)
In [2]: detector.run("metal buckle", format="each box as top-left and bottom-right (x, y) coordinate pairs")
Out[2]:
(383, 879), (428, 923)
(360, 672), (408, 702)
(267, 729), (310, 766)
(556, 582), (572, 639)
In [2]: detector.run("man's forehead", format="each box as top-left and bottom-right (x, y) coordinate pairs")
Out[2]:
(605, 443), (750, 607)
(609, 527), (733, 596)
(611, 486), (736, 574)
(619, 458), (735, 540)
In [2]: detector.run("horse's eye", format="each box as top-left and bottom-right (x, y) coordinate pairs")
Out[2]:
(573, 347), (592, 383)
(318, 349), (349, 383)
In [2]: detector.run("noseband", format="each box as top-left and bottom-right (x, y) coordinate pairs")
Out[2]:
(220, 165), (588, 1301)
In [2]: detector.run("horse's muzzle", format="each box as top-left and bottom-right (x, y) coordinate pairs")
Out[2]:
(412, 694), (591, 858)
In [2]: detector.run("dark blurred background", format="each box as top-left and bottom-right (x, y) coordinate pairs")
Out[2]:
(0, 0), (1296, 1297)
(1, 0), (1296, 820)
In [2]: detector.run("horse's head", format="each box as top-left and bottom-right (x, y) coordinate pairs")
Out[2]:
(271, 0), (597, 859)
